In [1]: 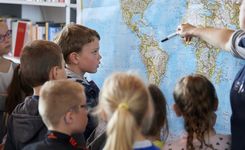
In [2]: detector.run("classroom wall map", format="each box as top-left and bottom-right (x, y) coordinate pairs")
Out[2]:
(82, 0), (245, 139)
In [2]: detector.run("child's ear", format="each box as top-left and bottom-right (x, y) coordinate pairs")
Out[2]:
(173, 104), (182, 117)
(49, 66), (59, 80)
(68, 52), (79, 65)
(64, 111), (73, 124)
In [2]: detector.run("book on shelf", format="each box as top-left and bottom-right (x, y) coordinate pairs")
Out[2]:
(1, 17), (65, 58)
(45, 22), (65, 41)
(36, 21), (46, 40)
(12, 20), (32, 57)
(23, 0), (66, 3)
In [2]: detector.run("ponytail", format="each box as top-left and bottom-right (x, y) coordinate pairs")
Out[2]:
(5, 65), (33, 114)
(104, 105), (136, 150)
(97, 72), (151, 150)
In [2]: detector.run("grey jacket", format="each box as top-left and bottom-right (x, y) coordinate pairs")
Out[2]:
(4, 96), (47, 150)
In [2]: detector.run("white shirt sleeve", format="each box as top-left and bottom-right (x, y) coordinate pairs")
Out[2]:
(230, 29), (245, 59)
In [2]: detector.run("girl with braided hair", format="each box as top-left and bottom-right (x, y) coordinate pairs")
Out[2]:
(164, 74), (231, 150)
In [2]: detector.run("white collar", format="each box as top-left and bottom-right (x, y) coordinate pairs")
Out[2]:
(65, 68), (90, 84)
(133, 140), (152, 149)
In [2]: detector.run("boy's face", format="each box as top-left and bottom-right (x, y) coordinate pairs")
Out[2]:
(0, 22), (11, 55)
(72, 93), (88, 133)
(77, 37), (101, 74)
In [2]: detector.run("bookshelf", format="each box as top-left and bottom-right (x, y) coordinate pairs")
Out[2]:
(0, 0), (82, 24)
(0, 0), (82, 62)
(0, 0), (67, 7)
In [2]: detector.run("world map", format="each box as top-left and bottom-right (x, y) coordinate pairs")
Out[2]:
(82, 0), (245, 139)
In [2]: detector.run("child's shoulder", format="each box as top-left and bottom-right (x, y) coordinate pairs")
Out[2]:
(163, 136), (186, 150)
(211, 133), (231, 142)
(210, 133), (231, 149)
(12, 96), (39, 115)
(163, 133), (231, 150)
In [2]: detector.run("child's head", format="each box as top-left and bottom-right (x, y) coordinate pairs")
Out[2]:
(55, 24), (101, 74)
(39, 80), (88, 134)
(20, 40), (66, 88)
(173, 74), (218, 149)
(96, 72), (153, 150)
(0, 19), (11, 56)
(144, 84), (168, 140)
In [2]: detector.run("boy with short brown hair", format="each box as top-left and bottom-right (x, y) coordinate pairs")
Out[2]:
(4, 40), (66, 150)
(55, 24), (101, 140)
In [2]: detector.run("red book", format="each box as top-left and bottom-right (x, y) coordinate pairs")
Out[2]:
(14, 22), (27, 57)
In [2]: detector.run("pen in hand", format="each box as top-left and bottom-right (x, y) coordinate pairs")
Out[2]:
(161, 32), (179, 42)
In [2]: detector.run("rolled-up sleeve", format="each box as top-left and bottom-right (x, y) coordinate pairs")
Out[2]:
(230, 30), (245, 59)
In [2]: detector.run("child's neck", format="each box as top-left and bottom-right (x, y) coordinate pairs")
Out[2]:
(147, 133), (161, 142)
(33, 86), (41, 96)
(66, 64), (85, 79)
(135, 128), (147, 142)
(48, 126), (72, 136)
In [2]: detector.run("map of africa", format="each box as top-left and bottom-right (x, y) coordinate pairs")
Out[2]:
(82, 0), (245, 139)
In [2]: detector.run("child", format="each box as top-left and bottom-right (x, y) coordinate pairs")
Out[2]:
(0, 65), (33, 145)
(163, 74), (231, 150)
(144, 84), (168, 149)
(55, 23), (101, 140)
(0, 19), (14, 95)
(23, 80), (88, 150)
(177, 1), (245, 149)
(5, 64), (33, 115)
(0, 19), (17, 143)
(4, 40), (66, 150)
(96, 72), (159, 150)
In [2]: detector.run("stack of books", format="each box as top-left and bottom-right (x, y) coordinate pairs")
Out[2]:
(4, 17), (65, 57)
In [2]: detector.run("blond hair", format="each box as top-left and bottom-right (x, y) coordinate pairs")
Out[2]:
(96, 72), (152, 150)
(39, 80), (85, 128)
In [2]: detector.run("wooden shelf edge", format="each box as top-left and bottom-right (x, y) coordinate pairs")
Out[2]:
(0, 0), (68, 8)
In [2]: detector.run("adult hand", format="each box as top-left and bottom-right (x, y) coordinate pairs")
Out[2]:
(177, 23), (197, 43)
(232, 0), (244, 4)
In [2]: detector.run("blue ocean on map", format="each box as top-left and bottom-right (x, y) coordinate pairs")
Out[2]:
(82, 0), (245, 139)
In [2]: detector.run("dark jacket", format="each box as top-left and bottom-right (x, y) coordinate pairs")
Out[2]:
(86, 121), (106, 150)
(4, 96), (47, 150)
(66, 69), (100, 140)
(230, 65), (245, 150)
(23, 131), (85, 150)
(4, 95), (86, 150)
(76, 79), (100, 140)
